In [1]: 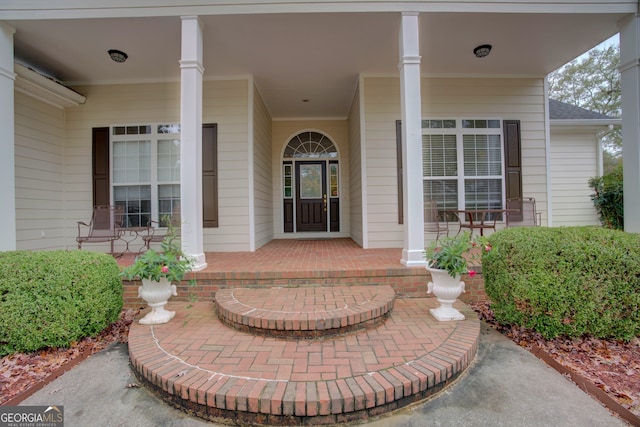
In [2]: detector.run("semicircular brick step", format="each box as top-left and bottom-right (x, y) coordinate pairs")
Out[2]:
(128, 293), (480, 426)
(215, 285), (395, 338)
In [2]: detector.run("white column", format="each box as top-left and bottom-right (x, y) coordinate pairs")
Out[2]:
(180, 16), (207, 270)
(0, 22), (16, 252)
(619, 14), (640, 232)
(399, 12), (425, 267)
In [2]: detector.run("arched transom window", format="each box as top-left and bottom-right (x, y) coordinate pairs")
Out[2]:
(283, 131), (337, 158)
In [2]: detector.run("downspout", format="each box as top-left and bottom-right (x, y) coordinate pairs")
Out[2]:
(596, 124), (615, 177)
(543, 78), (553, 227)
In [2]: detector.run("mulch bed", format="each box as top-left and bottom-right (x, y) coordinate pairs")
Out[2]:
(0, 304), (638, 424)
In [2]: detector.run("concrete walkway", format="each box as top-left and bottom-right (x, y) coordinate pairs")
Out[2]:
(20, 323), (625, 427)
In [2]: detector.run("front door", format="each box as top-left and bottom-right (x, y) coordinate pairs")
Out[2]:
(296, 161), (327, 232)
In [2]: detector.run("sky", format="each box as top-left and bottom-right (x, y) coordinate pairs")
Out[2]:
(585, 34), (619, 56)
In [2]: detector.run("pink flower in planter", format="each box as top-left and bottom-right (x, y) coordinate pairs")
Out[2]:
(161, 265), (170, 274)
(468, 270), (477, 278)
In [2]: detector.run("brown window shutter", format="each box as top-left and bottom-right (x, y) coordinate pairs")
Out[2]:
(202, 123), (219, 227)
(92, 127), (110, 207)
(396, 120), (404, 225)
(503, 120), (522, 201)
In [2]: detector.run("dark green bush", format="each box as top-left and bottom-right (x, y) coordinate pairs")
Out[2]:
(588, 165), (623, 230)
(0, 250), (123, 356)
(482, 227), (640, 341)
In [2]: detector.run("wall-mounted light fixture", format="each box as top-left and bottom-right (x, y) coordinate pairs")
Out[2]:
(108, 49), (128, 63)
(473, 44), (492, 58)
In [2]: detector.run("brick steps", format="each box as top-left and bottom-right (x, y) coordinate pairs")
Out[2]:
(128, 291), (480, 425)
(215, 286), (395, 338)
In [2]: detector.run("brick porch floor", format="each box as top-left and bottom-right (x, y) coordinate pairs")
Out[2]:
(121, 238), (406, 273)
(120, 239), (487, 308)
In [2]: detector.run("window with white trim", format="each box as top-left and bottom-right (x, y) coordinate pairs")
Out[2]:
(422, 119), (504, 220)
(111, 124), (180, 228)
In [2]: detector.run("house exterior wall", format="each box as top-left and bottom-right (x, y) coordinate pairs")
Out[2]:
(362, 76), (549, 248)
(252, 84), (274, 249)
(361, 77), (403, 248)
(15, 91), (66, 250)
(348, 82), (363, 246)
(271, 120), (350, 238)
(550, 128), (600, 226)
(65, 79), (252, 252)
(202, 79), (251, 251)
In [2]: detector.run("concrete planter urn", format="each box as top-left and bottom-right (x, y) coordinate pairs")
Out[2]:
(426, 266), (466, 321)
(138, 277), (178, 325)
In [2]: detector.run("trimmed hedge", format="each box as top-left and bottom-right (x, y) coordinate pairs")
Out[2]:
(0, 250), (123, 356)
(588, 165), (623, 230)
(482, 227), (640, 341)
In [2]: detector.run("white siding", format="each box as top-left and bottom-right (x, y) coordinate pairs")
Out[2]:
(362, 76), (549, 248)
(15, 92), (66, 250)
(361, 77), (403, 248)
(65, 80), (252, 252)
(253, 84), (273, 249)
(203, 80), (250, 251)
(348, 82), (363, 246)
(550, 129), (600, 226)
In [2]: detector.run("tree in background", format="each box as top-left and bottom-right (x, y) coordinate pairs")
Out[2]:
(548, 44), (621, 165)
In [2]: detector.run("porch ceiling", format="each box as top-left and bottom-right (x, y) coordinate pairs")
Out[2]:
(6, 11), (625, 119)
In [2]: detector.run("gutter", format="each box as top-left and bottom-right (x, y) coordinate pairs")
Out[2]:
(550, 119), (621, 127)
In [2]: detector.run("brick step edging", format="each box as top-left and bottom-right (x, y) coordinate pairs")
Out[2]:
(128, 300), (481, 425)
(215, 285), (395, 338)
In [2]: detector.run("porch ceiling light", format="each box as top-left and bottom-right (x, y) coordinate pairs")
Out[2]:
(108, 49), (128, 63)
(473, 44), (492, 58)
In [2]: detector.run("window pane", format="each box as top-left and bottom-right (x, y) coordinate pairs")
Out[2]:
(284, 132), (338, 158)
(158, 139), (181, 182)
(158, 184), (180, 226)
(330, 163), (339, 197)
(422, 119), (456, 129)
(423, 134), (457, 177)
(424, 179), (458, 221)
(300, 164), (322, 198)
(463, 134), (502, 177)
(114, 185), (151, 228)
(157, 124), (180, 134)
(283, 164), (293, 199)
(465, 178), (503, 219)
(112, 140), (150, 183)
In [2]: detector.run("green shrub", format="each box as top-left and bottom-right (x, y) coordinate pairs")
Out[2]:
(588, 165), (623, 230)
(482, 227), (640, 341)
(0, 250), (123, 356)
